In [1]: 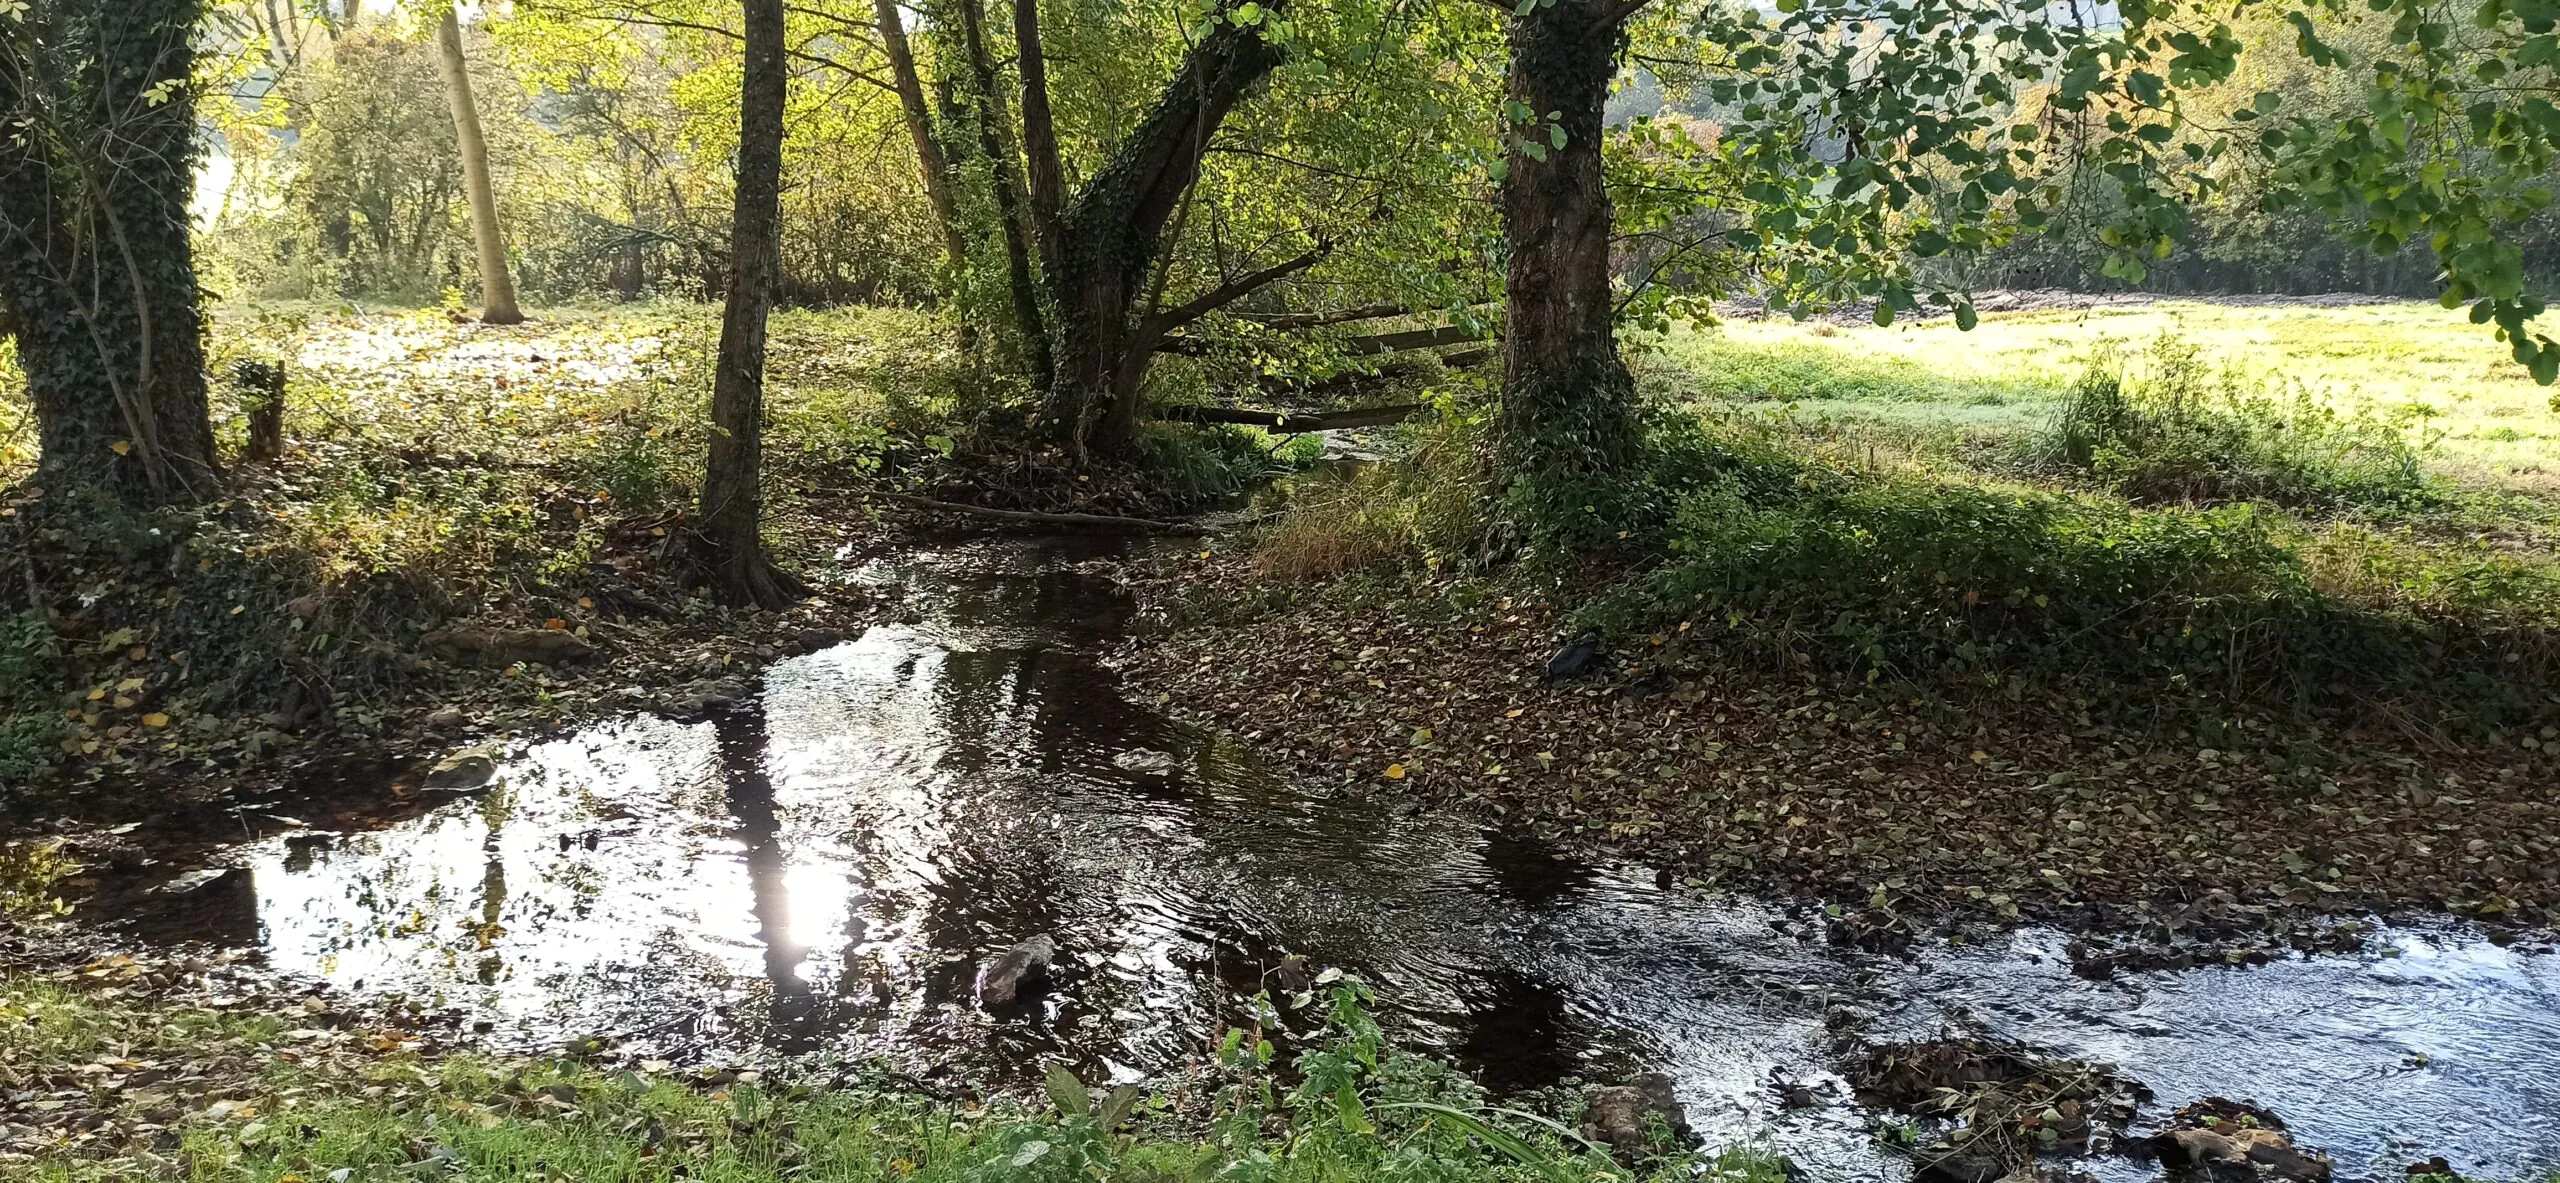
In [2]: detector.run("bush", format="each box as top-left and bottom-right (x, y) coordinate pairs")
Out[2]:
(2030, 337), (2437, 511)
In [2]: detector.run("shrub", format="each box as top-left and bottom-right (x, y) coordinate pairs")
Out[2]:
(2031, 337), (2437, 511)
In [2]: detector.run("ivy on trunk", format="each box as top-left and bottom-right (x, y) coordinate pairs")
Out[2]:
(1017, 2), (1291, 462)
(1494, 0), (1642, 546)
(0, 0), (218, 505)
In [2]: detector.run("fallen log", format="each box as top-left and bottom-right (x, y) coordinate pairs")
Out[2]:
(1339, 324), (1490, 355)
(862, 490), (1189, 532)
(1234, 303), (1410, 331)
(1237, 300), (1498, 331)
(1155, 402), (1425, 432)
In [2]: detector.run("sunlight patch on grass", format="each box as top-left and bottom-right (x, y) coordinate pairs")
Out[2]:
(1652, 301), (2560, 490)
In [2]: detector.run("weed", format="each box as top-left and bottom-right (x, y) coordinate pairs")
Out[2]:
(1134, 423), (1292, 508)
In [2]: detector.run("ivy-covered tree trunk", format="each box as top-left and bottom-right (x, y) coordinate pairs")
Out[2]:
(0, 0), (219, 504)
(1496, 0), (1637, 531)
(434, 5), (522, 325)
(1042, 11), (1284, 461)
(694, 0), (806, 609)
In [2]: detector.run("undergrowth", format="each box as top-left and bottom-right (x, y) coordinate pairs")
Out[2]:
(0, 305), (961, 789)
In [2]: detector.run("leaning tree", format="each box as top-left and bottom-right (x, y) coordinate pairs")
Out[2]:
(0, 0), (220, 505)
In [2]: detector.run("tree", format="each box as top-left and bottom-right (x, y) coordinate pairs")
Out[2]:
(0, 0), (220, 504)
(1492, 0), (1641, 532)
(1483, 0), (2560, 545)
(433, 3), (524, 324)
(1021, 0), (1300, 461)
(694, 0), (808, 608)
(873, 0), (970, 276)
(953, 0), (1052, 387)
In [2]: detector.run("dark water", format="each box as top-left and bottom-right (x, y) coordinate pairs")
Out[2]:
(109, 537), (2560, 1182)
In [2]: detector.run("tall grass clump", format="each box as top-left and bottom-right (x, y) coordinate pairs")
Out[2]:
(2030, 336), (2437, 512)
(1252, 409), (1504, 580)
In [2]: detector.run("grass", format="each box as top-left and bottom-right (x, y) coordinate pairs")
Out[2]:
(1649, 299), (2560, 489)
(0, 966), (1785, 1183)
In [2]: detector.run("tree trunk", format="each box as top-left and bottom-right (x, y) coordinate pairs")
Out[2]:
(0, 0), (220, 504)
(434, 6), (523, 326)
(1044, 9), (1285, 460)
(1012, 0), (1066, 271)
(955, 0), (1051, 388)
(872, 0), (969, 276)
(695, 0), (807, 610)
(1495, 0), (1636, 533)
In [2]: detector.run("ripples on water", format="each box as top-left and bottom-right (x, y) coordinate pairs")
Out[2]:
(123, 537), (2560, 1182)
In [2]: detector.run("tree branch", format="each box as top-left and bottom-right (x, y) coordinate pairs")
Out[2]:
(1138, 244), (1327, 342)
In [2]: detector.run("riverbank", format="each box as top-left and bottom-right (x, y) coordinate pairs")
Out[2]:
(0, 937), (1773, 1183)
(1120, 548), (2560, 942)
(1118, 318), (2560, 943)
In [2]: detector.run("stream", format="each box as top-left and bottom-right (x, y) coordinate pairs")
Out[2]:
(98, 536), (2560, 1182)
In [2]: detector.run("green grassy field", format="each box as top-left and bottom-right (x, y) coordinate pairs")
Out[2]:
(1649, 299), (2560, 490)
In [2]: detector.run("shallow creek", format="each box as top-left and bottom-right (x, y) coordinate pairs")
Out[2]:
(102, 536), (2560, 1182)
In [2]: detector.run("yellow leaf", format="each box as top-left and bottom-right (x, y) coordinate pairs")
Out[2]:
(116, 678), (144, 692)
(1382, 763), (1406, 780)
(142, 713), (170, 728)
(109, 439), (131, 456)
(1504, 708), (1523, 718)
(86, 688), (105, 701)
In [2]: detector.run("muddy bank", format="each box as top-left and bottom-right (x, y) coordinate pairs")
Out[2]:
(1116, 552), (2560, 940)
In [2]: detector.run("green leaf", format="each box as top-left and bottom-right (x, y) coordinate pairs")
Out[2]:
(1043, 1064), (1091, 1117)
(1097, 1085), (1142, 1132)
(1335, 1083), (1372, 1134)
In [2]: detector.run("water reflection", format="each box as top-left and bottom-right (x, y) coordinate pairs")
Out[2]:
(118, 536), (2560, 1183)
